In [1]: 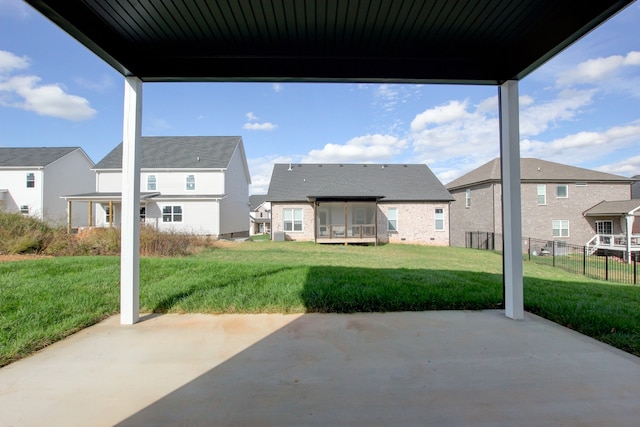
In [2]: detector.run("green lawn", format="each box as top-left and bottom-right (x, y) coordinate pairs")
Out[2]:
(1, 241), (639, 367)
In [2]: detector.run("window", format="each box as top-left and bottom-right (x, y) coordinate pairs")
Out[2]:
(186, 174), (196, 191)
(552, 220), (569, 237)
(435, 208), (445, 231)
(163, 205), (183, 222)
(26, 173), (35, 188)
(465, 189), (471, 208)
(387, 208), (398, 232)
(140, 207), (146, 222)
(105, 206), (113, 223)
(283, 208), (303, 231)
(596, 220), (612, 235)
(537, 184), (546, 205)
(556, 184), (568, 198)
(147, 175), (157, 191)
(20, 205), (29, 215)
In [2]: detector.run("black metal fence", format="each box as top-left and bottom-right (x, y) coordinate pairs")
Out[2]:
(465, 231), (638, 285)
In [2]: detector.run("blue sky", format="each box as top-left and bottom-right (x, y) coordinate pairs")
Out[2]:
(1, 0), (639, 195)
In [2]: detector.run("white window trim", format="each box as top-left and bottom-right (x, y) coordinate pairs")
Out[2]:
(537, 184), (546, 205)
(552, 219), (570, 238)
(20, 205), (29, 215)
(434, 207), (445, 231)
(186, 174), (196, 191)
(283, 208), (303, 232)
(162, 205), (183, 223)
(147, 174), (157, 191)
(387, 207), (398, 232)
(26, 172), (35, 188)
(596, 220), (613, 235)
(556, 184), (568, 199)
(465, 189), (471, 208)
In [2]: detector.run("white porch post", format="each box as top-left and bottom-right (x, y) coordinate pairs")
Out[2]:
(120, 76), (143, 325)
(499, 80), (524, 320)
(626, 214), (632, 263)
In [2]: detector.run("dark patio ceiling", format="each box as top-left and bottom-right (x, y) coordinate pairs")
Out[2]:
(26, 0), (633, 84)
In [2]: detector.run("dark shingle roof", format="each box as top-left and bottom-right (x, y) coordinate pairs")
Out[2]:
(0, 147), (80, 167)
(446, 158), (633, 190)
(632, 175), (640, 199)
(267, 164), (453, 202)
(583, 200), (640, 216)
(249, 195), (268, 210)
(94, 136), (242, 169)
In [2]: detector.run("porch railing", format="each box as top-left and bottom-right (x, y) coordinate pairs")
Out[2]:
(317, 224), (376, 239)
(586, 234), (640, 255)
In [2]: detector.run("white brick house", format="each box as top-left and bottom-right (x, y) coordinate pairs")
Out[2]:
(0, 147), (95, 225)
(64, 136), (251, 238)
(267, 163), (453, 245)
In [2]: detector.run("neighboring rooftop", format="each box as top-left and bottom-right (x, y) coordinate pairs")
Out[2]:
(267, 164), (453, 202)
(94, 136), (242, 169)
(249, 195), (269, 211)
(446, 158), (634, 190)
(632, 175), (640, 199)
(0, 147), (84, 167)
(583, 200), (640, 216)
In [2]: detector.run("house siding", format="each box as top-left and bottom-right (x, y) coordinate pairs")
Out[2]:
(0, 169), (44, 219)
(378, 202), (450, 245)
(271, 203), (315, 241)
(219, 146), (250, 237)
(449, 181), (631, 247)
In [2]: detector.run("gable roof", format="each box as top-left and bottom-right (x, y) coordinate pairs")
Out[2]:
(446, 158), (633, 190)
(94, 136), (242, 169)
(0, 147), (82, 168)
(267, 164), (453, 202)
(249, 195), (269, 211)
(632, 175), (640, 199)
(583, 200), (640, 216)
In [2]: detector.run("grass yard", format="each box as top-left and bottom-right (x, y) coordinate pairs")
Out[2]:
(1, 241), (639, 367)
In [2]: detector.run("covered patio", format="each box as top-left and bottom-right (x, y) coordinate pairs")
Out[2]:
(24, 0), (635, 323)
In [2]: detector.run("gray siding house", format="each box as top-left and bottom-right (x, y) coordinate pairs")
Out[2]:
(446, 158), (637, 251)
(63, 136), (251, 238)
(267, 163), (454, 245)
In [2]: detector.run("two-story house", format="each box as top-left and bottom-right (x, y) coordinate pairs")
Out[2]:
(64, 136), (251, 238)
(267, 163), (454, 245)
(249, 194), (271, 235)
(0, 147), (95, 225)
(446, 158), (636, 250)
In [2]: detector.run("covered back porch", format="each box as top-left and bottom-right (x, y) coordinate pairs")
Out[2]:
(311, 197), (382, 245)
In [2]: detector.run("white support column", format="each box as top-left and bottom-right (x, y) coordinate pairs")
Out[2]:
(626, 215), (632, 264)
(499, 80), (524, 320)
(120, 76), (143, 325)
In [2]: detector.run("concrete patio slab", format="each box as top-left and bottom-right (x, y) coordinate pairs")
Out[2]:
(1, 310), (639, 426)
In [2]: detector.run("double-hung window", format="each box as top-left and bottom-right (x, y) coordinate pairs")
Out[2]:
(105, 206), (113, 224)
(26, 173), (35, 188)
(387, 208), (398, 232)
(552, 220), (569, 237)
(596, 220), (612, 235)
(163, 205), (183, 222)
(465, 189), (471, 208)
(435, 208), (445, 231)
(20, 205), (29, 215)
(283, 208), (303, 231)
(186, 174), (196, 191)
(147, 175), (157, 191)
(537, 184), (546, 205)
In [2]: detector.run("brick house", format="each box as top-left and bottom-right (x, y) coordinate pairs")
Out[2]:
(249, 194), (271, 235)
(266, 163), (453, 245)
(446, 158), (636, 249)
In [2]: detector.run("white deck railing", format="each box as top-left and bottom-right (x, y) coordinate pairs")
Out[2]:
(586, 234), (640, 254)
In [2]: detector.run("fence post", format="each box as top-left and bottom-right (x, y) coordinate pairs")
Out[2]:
(552, 240), (556, 267)
(605, 251), (609, 281)
(583, 246), (586, 276)
(634, 256), (637, 285)
(528, 237), (531, 261)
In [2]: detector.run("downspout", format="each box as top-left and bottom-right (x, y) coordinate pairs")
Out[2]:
(626, 214), (633, 263)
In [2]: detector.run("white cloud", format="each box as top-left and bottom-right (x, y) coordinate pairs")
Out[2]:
(246, 111), (258, 121)
(556, 51), (640, 87)
(0, 50), (29, 74)
(596, 155), (640, 176)
(243, 122), (277, 131)
(0, 0), (31, 19)
(272, 83), (283, 93)
(0, 50), (96, 121)
(248, 154), (296, 195)
(519, 89), (596, 137)
(0, 75), (96, 121)
(521, 124), (640, 164)
(410, 100), (471, 131)
(303, 134), (407, 163)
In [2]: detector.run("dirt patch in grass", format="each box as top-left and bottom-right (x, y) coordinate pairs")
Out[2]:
(0, 254), (53, 262)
